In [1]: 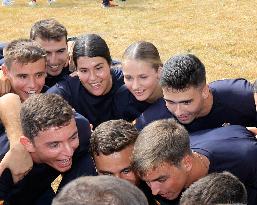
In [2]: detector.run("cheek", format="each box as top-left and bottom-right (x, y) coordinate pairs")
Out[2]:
(72, 139), (79, 150)
(78, 73), (89, 84)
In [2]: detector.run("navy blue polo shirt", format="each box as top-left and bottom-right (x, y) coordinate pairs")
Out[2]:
(0, 113), (96, 205)
(47, 68), (124, 128)
(112, 85), (151, 122)
(136, 78), (256, 131)
(190, 125), (257, 205)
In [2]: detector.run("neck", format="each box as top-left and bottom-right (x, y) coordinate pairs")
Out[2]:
(185, 152), (210, 187)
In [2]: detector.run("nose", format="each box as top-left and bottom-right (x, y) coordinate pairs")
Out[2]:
(131, 79), (139, 90)
(28, 77), (37, 89)
(174, 104), (182, 116)
(149, 182), (160, 196)
(63, 143), (74, 157)
(89, 70), (97, 81)
(47, 53), (57, 65)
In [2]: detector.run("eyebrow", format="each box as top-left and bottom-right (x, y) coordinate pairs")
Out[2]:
(150, 175), (167, 182)
(78, 63), (104, 70)
(68, 131), (78, 139)
(164, 98), (193, 104)
(46, 130), (78, 145)
(98, 170), (113, 175)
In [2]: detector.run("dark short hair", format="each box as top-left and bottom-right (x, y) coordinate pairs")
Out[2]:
(180, 171), (247, 205)
(132, 119), (191, 177)
(73, 34), (112, 67)
(4, 39), (46, 69)
(90, 119), (138, 156)
(52, 175), (148, 205)
(122, 41), (162, 71)
(21, 93), (74, 140)
(30, 18), (68, 42)
(160, 54), (206, 90)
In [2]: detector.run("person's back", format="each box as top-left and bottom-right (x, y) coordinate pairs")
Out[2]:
(189, 125), (257, 204)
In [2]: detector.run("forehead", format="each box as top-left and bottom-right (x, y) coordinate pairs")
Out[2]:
(33, 118), (77, 144)
(77, 56), (109, 69)
(9, 58), (46, 73)
(143, 162), (178, 181)
(123, 59), (156, 74)
(35, 37), (67, 51)
(94, 146), (133, 171)
(163, 86), (201, 101)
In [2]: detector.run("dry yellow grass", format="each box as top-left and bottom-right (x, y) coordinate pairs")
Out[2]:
(0, 0), (256, 82)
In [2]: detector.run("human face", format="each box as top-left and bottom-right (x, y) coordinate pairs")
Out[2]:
(77, 56), (112, 96)
(35, 37), (68, 76)
(94, 145), (140, 185)
(123, 60), (161, 103)
(163, 86), (207, 124)
(142, 162), (189, 200)
(4, 59), (46, 102)
(28, 118), (79, 172)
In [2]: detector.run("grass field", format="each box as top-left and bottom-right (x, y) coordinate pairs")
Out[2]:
(0, 0), (256, 82)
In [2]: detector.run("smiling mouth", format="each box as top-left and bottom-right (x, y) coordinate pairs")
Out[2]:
(57, 158), (72, 168)
(26, 90), (37, 96)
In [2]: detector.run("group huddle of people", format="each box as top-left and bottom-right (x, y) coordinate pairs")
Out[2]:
(0, 18), (256, 205)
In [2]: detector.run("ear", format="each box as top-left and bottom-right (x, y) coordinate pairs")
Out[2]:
(1, 64), (9, 77)
(201, 84), (209, 99)
(20, 136), (36, 153)
(181, 155), (193, 172)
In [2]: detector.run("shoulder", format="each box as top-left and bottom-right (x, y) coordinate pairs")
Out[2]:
(210, 78), (253, 93)
(135, 98), (173, 130)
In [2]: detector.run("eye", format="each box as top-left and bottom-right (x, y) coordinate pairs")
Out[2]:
(139, 75), (148, 79)
(183, 100), (192, 105)
(17, 74), (27, 79)
(70, 134), (78, 141)
(122, 168), (131, 174)
(36, 72), (45, 78)
(158, 178), (167, 183)
(95, 66), (103, 71)
(79, 68), (88, 73)
(124, 75), (133, 81)
(57, 49), (66, 54)
(48, 142), (59, 149)
(100, 172), (113, 176)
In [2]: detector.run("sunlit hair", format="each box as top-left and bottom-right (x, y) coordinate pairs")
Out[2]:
(122, 41), (162, 71)
(52, 175), (149, 205)
(21, 93), (74, 140)
(160, 54), (206, 90)
(90, 119), (138, 156)
(180, 171), (247, 205)
(132, 119), (191, 177)
(73, 34), (112, 67)
(4, 39), (46, 69)
(30, 18), (68, 42)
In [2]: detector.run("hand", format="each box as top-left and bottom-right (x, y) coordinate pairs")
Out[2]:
(246, 127), (257, 136)
(0, 143), (33, 183)
(0, 70), (11, 96)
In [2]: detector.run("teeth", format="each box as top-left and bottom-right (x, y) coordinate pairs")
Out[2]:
(27, 90), (36, 96)
(59, 159), (70, 165)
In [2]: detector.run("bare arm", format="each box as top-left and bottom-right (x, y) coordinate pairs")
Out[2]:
(0, 93), (32, 183)
(0, 69), (11, 97)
